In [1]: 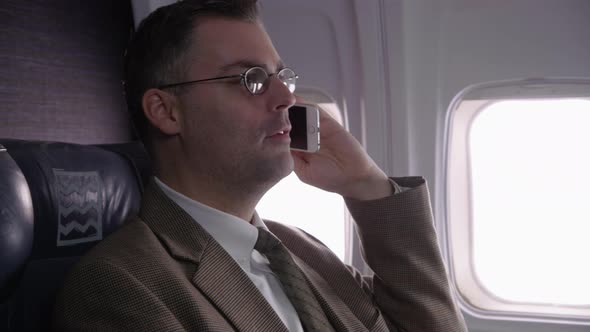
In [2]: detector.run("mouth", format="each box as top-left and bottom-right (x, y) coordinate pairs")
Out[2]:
(267, 126), (292, 139)
(269, 127), (291, 137)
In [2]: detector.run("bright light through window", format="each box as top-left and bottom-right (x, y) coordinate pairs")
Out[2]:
(257, 172), (346, 260)
(256, 99), (346, 261)
(469, 99), (590, 305)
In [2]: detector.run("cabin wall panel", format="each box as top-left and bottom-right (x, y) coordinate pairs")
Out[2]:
(259, 0), (363, 145)
(394, 0), (590, 331)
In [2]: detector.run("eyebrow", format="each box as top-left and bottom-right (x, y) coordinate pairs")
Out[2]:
(218, 60), (286, 74)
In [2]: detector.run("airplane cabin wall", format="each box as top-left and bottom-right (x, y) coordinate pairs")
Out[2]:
(401, 0), (590, 227)
(259, 0), (364, 149)
(399, 0), (590, 331)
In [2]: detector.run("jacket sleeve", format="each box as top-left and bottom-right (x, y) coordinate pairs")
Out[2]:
(345, 177), (467, 332)
(53, 259), (184, 332)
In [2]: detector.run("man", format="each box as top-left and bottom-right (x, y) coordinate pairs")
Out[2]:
(54, 0), (466, 331)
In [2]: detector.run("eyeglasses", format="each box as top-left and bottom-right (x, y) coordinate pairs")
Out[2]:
(157, 67), (298, 95)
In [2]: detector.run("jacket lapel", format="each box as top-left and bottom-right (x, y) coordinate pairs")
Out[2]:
(294, 256), (390, 331)
(292, 255), (370, 332)
(139, 180), (288, 332)
(267, 221), (387, 332)
(191, 241), (288, 332)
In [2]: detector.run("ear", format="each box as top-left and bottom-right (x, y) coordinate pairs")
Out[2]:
(141, 88), (182, 136)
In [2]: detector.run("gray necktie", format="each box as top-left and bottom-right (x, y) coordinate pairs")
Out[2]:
(255, 227), (335, 332)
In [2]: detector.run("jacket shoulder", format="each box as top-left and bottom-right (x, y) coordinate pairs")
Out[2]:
(79, 216), (160, 265)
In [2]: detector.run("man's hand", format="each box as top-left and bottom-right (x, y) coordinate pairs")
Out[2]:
(290, 104), (393, 201)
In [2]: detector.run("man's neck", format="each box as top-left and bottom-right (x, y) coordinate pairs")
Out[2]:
(156, 173), (265, 222)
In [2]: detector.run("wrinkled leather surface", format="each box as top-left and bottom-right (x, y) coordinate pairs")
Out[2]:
(0, 146), (33, 291)
(0, 139), (145, 259)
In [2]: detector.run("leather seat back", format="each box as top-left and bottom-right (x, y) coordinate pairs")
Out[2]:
(0, 139), (150, 331)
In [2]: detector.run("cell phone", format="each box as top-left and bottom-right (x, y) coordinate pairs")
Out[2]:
(288, 103), (320, 153)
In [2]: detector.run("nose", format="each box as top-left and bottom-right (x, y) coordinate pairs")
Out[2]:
(266, 76), (296, 112)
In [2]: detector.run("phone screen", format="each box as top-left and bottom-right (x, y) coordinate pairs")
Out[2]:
(288, 105), (307, 150)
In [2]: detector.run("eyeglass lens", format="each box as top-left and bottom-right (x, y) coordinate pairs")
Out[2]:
(244, 67), (297, 95)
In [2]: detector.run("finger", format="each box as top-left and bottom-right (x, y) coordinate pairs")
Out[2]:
(294, 94), (309, 104)
(290, 150), (311, 180)
(291, 150), (310, 166)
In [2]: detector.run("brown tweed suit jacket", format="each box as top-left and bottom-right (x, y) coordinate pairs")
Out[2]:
(53, 177), (466, 331)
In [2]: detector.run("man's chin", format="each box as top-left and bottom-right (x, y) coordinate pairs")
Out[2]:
(261, 152), (294, 183)
(275, 152), (294, 177)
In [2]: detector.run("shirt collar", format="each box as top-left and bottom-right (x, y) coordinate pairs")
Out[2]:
(154, 177), (266, 269)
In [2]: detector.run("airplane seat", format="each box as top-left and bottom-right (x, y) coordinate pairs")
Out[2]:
(0, 139), (151, 331)
(0, 143), (34, 331)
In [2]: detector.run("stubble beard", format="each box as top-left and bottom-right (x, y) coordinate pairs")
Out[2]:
(199, 146), (294, 201)
(230, 149), (293, 197)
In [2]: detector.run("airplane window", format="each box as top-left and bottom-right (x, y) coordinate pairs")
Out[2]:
(257, 172), (346, 260)
(446, 80), (590, 320)
(470, 99), (590, 305)
(257, 98), (347, 261)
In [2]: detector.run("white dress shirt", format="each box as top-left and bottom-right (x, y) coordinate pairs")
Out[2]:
(155, 178), (304, 332)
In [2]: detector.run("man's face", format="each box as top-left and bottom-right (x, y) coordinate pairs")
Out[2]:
(174, 17), (297, 190)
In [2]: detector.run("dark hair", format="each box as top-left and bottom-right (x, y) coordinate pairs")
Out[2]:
(123, 0), (259, 149)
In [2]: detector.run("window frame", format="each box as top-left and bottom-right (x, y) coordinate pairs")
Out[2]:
(443, 78), (590, 324)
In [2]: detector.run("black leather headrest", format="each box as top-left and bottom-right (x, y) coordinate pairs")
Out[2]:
(0, 144), (34, 291)
(0, 140), (147, 261)
(0, 139), (151, 330)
